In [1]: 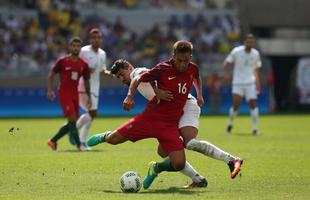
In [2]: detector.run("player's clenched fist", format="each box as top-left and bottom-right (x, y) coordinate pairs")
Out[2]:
(47, 90), (55, 101)
(123, 96), (135, 111)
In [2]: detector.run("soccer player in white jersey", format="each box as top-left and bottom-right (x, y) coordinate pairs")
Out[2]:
(110, 59), (243, 188)
(224, 34), (262, 135)
(77, 28), (111, 149)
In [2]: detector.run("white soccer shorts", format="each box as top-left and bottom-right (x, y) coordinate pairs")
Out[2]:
(232, 83), (257, 101)
(178, 98), (201, 129)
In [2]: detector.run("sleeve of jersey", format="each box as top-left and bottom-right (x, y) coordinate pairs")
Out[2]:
(79, 50), (88, 62)
(139, 65), (162, 82)
(100, 52), (107, 71)
(193, 65), (199, 80)
(52, 58), (62, 73)
(225, 49), (235, 63)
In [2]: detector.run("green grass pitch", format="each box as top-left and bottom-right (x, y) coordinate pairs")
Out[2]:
(0, 115), (310, 200)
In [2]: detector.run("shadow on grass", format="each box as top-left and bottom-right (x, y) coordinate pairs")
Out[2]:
(103, 187), (206, 195)
(58, 149), (105, 153)
(228, 132), (261, 137)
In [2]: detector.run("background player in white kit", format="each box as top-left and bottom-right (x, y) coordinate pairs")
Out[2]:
(77, 28), (111, 148)
(110, 59), (243, 187)
(224, 34), (262, 135)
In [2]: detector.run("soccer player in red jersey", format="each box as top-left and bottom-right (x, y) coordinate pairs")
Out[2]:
(87, 40), (204, 189)
(47, 37), (91, 151)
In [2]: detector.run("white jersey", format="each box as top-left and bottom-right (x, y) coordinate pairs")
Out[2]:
(225, 45), (262, 85)
(130, 68), (155, 100)
(78, 45), (107, 96)
(130, 67), (195, 100)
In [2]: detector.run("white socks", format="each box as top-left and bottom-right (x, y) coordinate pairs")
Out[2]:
(250, 107), (259, 131)
(186, 139), (235, 164)
(180, 161), (204, 183)
(228, 107), (238, 126)
(76, 113), (92, 143)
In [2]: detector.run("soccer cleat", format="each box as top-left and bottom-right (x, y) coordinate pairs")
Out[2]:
(47, 140), (57, 151)
(228, 159), (243, 179)
(79, 143), (91, 151)
(183, 178), (208, 189)
(143, 161), (158, 189)
(87, 134), (104, 147)
(226, 125), (233, 133)
(253, 129), (259, 135)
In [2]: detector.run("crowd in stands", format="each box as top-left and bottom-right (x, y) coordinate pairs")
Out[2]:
(5, 0), (237, 10)
(94, 0), (237, 9)
(0, 0), (241, 79)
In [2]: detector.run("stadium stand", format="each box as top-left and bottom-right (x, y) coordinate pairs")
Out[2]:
(0, 0), (274, 116)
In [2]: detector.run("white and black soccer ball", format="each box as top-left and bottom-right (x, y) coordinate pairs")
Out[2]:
(119, 171), (142, 193)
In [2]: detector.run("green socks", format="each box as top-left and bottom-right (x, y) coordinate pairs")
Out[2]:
(51, 123), (69, 142)
(68, 121), (80, 146)
(155, 158), (178, 173)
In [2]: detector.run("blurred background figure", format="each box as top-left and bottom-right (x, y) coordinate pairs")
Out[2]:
(47, 37), (91, 151)
(0, 0), (310, 118)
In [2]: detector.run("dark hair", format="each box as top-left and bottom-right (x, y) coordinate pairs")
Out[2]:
(244, 33), (255, 40)
(89, 28), (101, 37)
(110, 59), (131, 75)
(69, 36), (82, 44)
(173, 40), (193, 55)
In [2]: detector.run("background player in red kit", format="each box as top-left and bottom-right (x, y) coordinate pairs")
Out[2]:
(87, 40), (204, 189)
(47, 37), (91, 151)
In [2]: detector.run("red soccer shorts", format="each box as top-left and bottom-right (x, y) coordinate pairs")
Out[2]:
(57, 91), (79, 117)
(116, 112), (184, 155)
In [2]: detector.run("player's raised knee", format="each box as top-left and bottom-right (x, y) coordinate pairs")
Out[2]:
(172, 161), (185, 171)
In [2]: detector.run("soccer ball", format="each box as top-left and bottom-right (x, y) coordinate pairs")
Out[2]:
(119, 171), (142, 193)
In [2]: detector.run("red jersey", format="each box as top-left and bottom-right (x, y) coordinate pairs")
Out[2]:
(52, 55), (90, 96)
(140, 59), (199, 123)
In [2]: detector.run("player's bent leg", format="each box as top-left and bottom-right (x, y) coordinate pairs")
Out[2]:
(76, 112), (92, 129)
(179, 126), (198, 145)
(77, 113), (92, 142)
(67, 116), (79, 145)
(143, 151), (185, 190)
(68, 121), (81, 148)
(249, 99), (259, 135)
(232, 94), (242, 110)
(47, 140), (57, 151)
(181, 161), (208, 189)
(143, 161), (158, 189)
(157, 144), (168, 158)
(169, 149), (186, 171)
(158, 140), (207, 188)
(88, 110), (97, 118)
(228, 158), (243, 179)
(105, 131), (128, 145)
(87, 131), (112, 147)
(87, 130), (128, 147)
(186, 138), (236, 163)
(186, 138), (244, 178)
(183, 177), (208, 189)
(227, 94), (242, 133)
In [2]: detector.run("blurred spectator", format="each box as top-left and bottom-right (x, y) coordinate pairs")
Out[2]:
(0, 0), (241, 81)
(207, 72), (222, 113)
